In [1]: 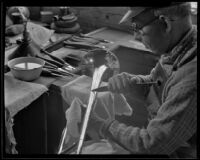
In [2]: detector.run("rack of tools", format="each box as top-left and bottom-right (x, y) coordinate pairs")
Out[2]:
(36, 31), (114, 78)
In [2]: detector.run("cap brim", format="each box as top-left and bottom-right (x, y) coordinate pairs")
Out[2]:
(119, 7), (147, 24)
(119, 10), (133, 24)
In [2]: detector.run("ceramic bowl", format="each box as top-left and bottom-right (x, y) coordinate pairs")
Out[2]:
(7, 57), (45, 81)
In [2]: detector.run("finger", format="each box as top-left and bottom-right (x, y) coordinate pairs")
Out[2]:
(108, 75), (122, 93)
(121, 73), (131, 91)
(130, 76), (140, 85)
(115, 75), (123, 93)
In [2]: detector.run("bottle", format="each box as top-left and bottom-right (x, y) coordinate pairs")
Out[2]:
(7, 21), (40, 60)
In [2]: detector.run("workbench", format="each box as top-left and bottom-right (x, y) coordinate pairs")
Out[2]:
(4, 27), (159, 154)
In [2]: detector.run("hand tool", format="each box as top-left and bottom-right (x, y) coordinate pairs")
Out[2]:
(63, 41), (104, 50)
(42, 34), (72, 52)
(41, 49), (75, 69)
(36, 55), (63, 68)
(70, 35), (99, 45)
(40, 49), (66, 65)
(79, 33), (113, 43)
(37, 54), (76, 74)
(41, 68), (69, 78)
(43, 61), (59, 68)
(92, 80), (161, 92)
(43, 67), (73, 77)
(64, 55), (81, 63)
(44, 64), (75, 77)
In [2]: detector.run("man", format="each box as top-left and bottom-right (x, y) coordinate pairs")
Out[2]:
(89, 2), (197, 158)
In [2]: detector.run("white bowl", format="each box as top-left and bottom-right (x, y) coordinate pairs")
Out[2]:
(7, 57), (45, 81)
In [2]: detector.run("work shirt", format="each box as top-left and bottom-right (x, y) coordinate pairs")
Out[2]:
(100, 26), (197, 157)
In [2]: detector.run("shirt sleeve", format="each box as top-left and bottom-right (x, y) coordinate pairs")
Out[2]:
(100, 79), (196, 155)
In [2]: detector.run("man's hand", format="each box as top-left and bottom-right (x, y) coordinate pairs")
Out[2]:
(89, 112), (106, 131)
(78, 106), (106, 137)
(108, 72), (140, 93)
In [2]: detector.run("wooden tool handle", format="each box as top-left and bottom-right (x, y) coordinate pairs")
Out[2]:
(36, 55), (63, 68)
(64, 41), (100, 50)
(41, 49), (66, 65)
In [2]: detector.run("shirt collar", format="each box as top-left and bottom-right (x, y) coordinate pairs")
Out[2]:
(160, 25), (197, 66)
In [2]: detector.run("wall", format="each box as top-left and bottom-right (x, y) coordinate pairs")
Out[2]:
(28, 6), (197, 34)
(70, 7), (132, 33)
(28, 7), (133, 33)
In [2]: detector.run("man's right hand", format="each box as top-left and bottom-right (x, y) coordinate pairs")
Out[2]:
(107, 72), (140, 93)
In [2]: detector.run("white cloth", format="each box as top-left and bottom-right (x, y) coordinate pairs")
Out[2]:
(61, 75), (133, 147)
(4, 75), (48, 117)
(27, 21), (54, 48)
(4, 74), (48, 154)
(70, 139), (130, 154)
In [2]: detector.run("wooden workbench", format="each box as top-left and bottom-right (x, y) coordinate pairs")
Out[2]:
(4, 27), (158, 155)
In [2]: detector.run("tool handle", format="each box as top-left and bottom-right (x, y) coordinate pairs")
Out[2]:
(36, 55), (63, 68)
(41, 68), (60, 77)
(46, 68), (62, 75)
(43, 65), (56, 69)
(79, 33), (110, 43)
(41, 49), (66, 65)
(44, 61), (58, 68)
(57, 68), (75, 77)
(64, 41), (99, 50)
(47, 68), (72, 77)
(41, 68), (53, 76)
(130, 78), (161, 86)
(92, 80), (161, 92)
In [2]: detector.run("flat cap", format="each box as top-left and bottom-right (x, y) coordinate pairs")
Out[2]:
(119, 2), (188, 24)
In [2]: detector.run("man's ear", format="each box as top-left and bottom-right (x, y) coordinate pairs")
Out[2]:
(159, 15), (172, 33)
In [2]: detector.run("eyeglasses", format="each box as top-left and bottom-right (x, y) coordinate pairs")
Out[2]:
(131, 17), (159, 33)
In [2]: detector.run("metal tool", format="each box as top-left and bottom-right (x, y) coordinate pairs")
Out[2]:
(43, 67), (73, 77)
(70, 35), (99, 45)
(40, 49), (66, 65)
(92, 80), (161, 92)
(36, 55), (63, 68)
(44, 64), (75, 77)
(79, 33), (113, 43)
(37, 54), (76, 75)
(43, 34), (72, 52)
(63, 41), (104, 50)
(41, 68), (71, 78)
(40, 49), (75, 69)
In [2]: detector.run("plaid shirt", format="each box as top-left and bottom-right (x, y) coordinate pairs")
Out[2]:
(101, 26), (197, 156)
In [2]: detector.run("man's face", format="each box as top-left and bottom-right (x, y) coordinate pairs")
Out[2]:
(132, 10), (170, 55)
